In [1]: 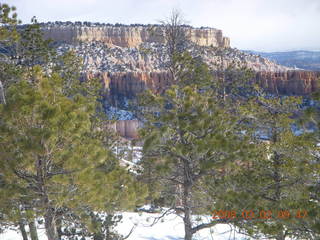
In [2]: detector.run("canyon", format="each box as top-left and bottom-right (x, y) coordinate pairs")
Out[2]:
(40, 22), (320, 139)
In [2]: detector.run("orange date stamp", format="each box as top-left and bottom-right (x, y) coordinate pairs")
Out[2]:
(212, 209), (308, 220)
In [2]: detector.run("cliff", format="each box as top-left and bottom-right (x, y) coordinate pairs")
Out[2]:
(86, 70), (320, 101)
(256, 70), (320, 95)
(73, 38), (318, 100)
(108, 120), (140, 139)
(85, 71), (171, 97)
(104, 70), (320, 139)
(42, 23), (230, 48)
(38, 23), (320, 139)
(13, 23), (320, 139)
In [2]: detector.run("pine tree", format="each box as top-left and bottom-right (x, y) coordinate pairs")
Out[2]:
(0, 65), (146, 240)
(1, 6), (147, 239)
(136, 11), (259, 240)
(138, 51), (253, 240)
(0, 4), (33, 239)
(0, 3), (20, 104)
(211, 87), (319, 239)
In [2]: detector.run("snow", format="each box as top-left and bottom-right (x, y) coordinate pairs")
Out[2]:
(0, 226), (47, 240)
(0, 211), (252, 240)
(106, 106), (134, 120)
(116, 211), (251, 240)
(115, 144), (142, 173)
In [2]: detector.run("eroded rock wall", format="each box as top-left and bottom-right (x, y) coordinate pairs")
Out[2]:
(86, 70), (320, 99)
(42, 25), (230, 48)
(256, 71), (320, 95)
(104, 70), (320, 139)
(108, 120), (140, 139)
(86, 71), (171, 96)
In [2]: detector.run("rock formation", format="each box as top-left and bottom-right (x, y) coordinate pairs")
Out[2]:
(37, 22), (320, 138)
(103, 70), (320, 139)
(108, 120), (140, 139)
(42, 23), (230, 48)
(85, 70), (320, 102)
(85, 71), (171, 97)
(256, 71), (320, 95)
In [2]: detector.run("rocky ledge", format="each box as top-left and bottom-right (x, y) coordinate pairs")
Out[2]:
(41, 22), (230, 48)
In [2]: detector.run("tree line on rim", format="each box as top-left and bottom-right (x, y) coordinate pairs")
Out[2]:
(0, 4), (319, 240)
(19, 21), (194, 29)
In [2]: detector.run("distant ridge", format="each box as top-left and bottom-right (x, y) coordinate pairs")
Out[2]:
(244, 50), (320, 71)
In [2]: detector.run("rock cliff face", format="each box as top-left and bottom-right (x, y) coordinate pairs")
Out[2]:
(10, 22), (319, 139)
(85, 71), (171, 97)
(108, 120), (140, 139)
(41, 23), (320, 138)
(43, 23), (318, 97)
(103, 70), (320, 139)
(256, 71), (320, 95)
(43, 23), (230, 48)
(68, 38), (319, 103)
(85, 70), (319, 102)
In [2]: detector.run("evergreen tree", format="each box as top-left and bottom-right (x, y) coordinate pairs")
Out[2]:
(15, 17), (56, 69)
(137, 11), (259, 240)
(211, 88), (319, 240)
(0, 4), (33, 239)
(0, 3), (20, 104)
(0, 66), (145, 240)
(139, 52), (253, 240)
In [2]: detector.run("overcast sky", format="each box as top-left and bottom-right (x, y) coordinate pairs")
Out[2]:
(8, 0), (320, 52)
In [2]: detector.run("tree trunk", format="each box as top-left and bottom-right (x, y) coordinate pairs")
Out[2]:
(276, 232), (285, 240)
(183, 183), (193, 240)
(44, 208), (59, 240)
(175, 184), (183, 208)
(272, 131), (285, 240)
(28, 219), (39, 240)
(0, 80), (6, 104)
(18, 219), (29, 240)
(183, 161), (193, 240)
(36, 156), (58, 240)
(56, 216), (63, 240)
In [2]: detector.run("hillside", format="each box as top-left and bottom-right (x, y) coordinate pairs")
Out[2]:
(1, 2), (320, 240)
(14, 22), (319, 139)
(40, 22), (319, 104)
(39, 23), (320, 101)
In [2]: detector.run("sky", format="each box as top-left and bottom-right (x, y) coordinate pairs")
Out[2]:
(7, 0), (320, 52)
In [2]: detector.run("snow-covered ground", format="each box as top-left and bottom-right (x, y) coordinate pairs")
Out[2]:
(0, 211), (251, 240)
(116, 211), (251, 240)
(0, 227), (47, 240)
